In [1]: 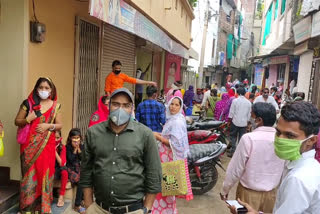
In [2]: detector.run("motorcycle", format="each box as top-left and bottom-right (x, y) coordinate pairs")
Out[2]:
(185, 111), (228, 195)
(187, 141), (226, 195)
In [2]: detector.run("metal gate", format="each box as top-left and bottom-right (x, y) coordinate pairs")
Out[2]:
(73, 18), (100, 135)
(100, 23), (136, 94)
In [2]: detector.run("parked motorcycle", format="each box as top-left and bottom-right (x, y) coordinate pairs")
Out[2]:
(187, 141), (226, 195)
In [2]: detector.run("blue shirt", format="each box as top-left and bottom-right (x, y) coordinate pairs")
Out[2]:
(136, 99), (166, 132)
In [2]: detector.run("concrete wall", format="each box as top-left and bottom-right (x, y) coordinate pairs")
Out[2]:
(297, 50), (313, 96)
(131, 0), (193, 48)
(0, 0), (28, 180)
(28, 0), (101, 140)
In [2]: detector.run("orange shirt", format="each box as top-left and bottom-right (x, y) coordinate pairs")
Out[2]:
(104, 72), (137, 94)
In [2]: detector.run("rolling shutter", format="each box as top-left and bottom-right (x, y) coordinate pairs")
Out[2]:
(100, 23), (136, 94)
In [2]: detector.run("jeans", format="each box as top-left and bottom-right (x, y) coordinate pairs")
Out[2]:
(230, 122), (247, 153)
(75, 184), (84, 207)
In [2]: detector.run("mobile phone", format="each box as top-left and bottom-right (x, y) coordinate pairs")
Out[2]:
(226, 200), (248, 213)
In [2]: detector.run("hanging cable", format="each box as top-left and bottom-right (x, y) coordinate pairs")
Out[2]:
(32, 0), (39, 22)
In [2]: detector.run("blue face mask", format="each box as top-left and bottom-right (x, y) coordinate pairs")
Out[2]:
(109, 108), (131, 126)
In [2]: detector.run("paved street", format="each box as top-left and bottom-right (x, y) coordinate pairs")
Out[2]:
(177, 155), (236, 214)
(64, 154), (235, 214)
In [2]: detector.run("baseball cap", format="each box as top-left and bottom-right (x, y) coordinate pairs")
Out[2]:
(110, 88), (134, 103)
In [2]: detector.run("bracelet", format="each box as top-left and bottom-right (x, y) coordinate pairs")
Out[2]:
(26, 118), (31, 124)
(49, 124), (55, 131)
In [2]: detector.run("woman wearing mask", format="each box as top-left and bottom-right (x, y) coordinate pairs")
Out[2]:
(15, 77), (62, 213)
(153, 97), (193, 213)
(214, 93), (230, 121)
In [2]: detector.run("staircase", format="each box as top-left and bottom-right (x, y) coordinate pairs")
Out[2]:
(0, 167), (19, 213)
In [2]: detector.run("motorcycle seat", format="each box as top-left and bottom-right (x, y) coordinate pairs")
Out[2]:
(195, 121), (224, 129)
(188, 142), (223, 163)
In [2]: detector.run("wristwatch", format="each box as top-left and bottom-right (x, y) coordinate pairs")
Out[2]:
(142, 207), (151, 214)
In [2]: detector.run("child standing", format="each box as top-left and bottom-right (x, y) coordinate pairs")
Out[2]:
(55, 131), (68, 207)
(66, 128), (85, 214)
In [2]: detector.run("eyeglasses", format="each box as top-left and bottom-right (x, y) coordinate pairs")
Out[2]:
(111, 101), (132, 109)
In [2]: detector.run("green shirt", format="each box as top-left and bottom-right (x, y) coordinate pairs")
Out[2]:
(80, 119), (162, 206)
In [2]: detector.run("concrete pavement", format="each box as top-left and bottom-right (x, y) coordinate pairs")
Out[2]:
(64, 154), (234, 214)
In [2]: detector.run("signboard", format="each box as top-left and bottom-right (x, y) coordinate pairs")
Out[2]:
(254, 64), (264, 87)
(164, 53), (182, 93)
(312, 11), (320, 38)
(293, 16), (312, 44)
(218, 52), (225, 65)
(89, 0), (188, 58)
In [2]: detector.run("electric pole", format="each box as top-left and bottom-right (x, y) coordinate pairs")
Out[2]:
(197, 0), (210, 89)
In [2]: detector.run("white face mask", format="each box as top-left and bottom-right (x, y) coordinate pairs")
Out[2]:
(38, 90), (50, 100)
(250, 117), (259, 130)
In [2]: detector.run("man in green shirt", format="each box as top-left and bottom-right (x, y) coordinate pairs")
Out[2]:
(80, 88), (162, 214)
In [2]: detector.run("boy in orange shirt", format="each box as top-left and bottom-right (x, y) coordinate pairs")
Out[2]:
(105, 60), (157, 96)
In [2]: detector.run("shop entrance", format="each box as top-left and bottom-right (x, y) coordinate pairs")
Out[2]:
(73, 18), (100, 135)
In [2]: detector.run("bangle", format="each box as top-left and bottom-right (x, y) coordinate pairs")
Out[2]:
(49, 124), (55, 131)
(26, 118), (31, 124)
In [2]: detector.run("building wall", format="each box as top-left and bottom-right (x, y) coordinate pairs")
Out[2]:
(0, 0), (28, 180)
(28, 0), (101, 140)
(297, 50), (314, 96)
(259, 0), (292, 55)
(130, 0), (193, 48)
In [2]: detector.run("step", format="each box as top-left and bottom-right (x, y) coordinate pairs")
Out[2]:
(0, 183), (19, 213)
(3, 199), (73, 214)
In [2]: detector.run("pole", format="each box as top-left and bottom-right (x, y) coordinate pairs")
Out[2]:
(197, 0), (210, 88)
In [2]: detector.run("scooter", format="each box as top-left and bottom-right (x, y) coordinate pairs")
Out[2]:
(187, 141), (226, 195)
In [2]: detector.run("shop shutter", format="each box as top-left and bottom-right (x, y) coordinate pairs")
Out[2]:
(74, 18), (100, 135)
(100, 23), (136, 94)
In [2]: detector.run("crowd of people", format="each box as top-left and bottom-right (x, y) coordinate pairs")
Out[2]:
(9, 60), (320, 214)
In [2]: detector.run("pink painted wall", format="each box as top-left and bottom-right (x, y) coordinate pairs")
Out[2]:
(266, 64), (278, 88)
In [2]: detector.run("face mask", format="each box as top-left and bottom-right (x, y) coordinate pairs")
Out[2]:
(250, 117), (258, 130)
(38, 90), (50, 99)
(274, 135), (313, 161)
(114, 70), (121, 75)
(109, 107), (131, 126)
(263, 94), (269, 98)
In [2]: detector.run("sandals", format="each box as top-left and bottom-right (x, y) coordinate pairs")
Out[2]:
(57, 195), (65, 207)
(74, 205), (86, 214)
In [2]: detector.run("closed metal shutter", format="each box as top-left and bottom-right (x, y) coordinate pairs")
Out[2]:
(100, 23), (136, 94)
(74, 18), (100, 135)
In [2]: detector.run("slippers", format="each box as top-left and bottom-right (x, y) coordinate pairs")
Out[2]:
(57, 196), (65, 207)
(74, 205), (86, 214)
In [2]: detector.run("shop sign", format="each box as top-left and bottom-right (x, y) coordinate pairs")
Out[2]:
(294, 41), (309, 55)
(269, 55), (289, 65)
(89, 0), (188, 58)
(164, 53), (182, 93)
(254, 64), (264, 88)
(293, 16), (312, 44)
(312, 11), (320, 38)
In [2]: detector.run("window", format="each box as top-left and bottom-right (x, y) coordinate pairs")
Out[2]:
(175, 0), (178, 10)
(262, 2), (273, 45)
(281, 0), (286, 14)
(226, 15), (231, 22)
(274, 0), (279, 19)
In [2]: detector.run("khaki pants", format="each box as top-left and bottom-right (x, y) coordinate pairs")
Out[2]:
(86, 202), (144, 214)
(236, 183), (276, 213)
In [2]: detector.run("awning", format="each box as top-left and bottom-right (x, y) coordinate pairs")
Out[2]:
(89, 0), (189, 59)
(188, 48), (199, 60)
(300, 0), (320, 16)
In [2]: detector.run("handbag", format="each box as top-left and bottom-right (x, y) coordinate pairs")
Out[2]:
(161, 142), (188, 196)
(17, 100), (32, 144)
